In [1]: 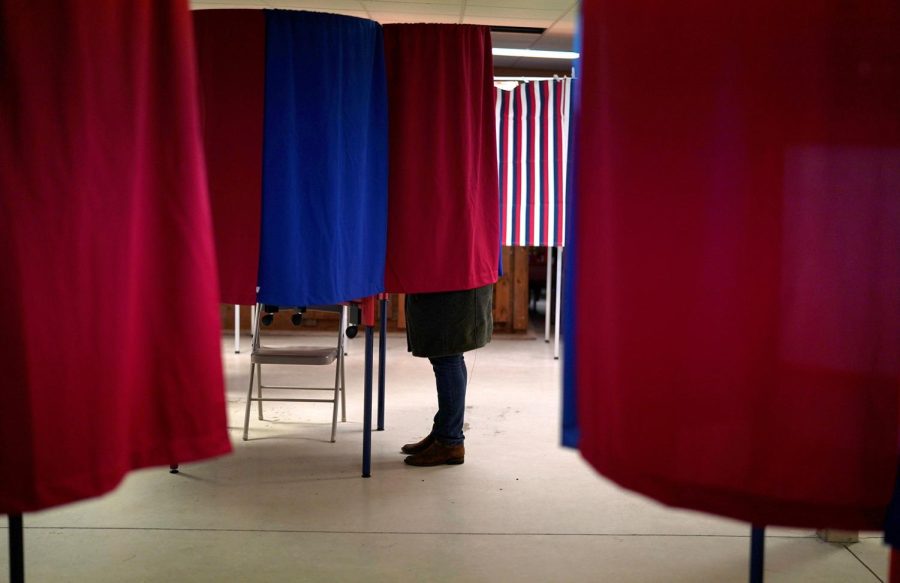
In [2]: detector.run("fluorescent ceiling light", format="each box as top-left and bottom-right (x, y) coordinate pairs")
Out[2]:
(492, 48), (579, 59)
(494, 81), (520, 91)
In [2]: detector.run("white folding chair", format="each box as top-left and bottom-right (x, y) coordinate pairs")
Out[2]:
(242, 304), (347, 442)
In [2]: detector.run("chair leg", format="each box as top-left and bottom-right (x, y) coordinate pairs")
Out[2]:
(340, 351), (347, 422)
(257, 363), (264, 420)
(330, 354), (341, 443)
(243, 361), (256, 441)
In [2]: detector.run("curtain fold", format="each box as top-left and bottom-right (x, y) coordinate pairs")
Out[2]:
(257, 10), (388, 307)
(568, 1), (900, 528)
(0, 0), (231, 513)
(193, 9), (266, 306)
(383, 24), (499, 294)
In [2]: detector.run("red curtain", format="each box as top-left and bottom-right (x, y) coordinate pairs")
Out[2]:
(573, 1), (900, 528)
(194, 9), (265, 306)
(0, 0), (231, 513)
(382, 25), (499, 294)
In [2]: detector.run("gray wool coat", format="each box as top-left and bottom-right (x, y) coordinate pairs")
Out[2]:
(405, 284), (494, 358)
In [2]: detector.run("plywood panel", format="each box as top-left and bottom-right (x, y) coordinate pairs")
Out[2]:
(494, 246), (513, 325)
(512, 246), (529, 331)
(396, 293), (406, 329)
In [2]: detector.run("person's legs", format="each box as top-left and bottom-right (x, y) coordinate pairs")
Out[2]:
(429, 354), (467, 445)
(403, 353), (468, 465)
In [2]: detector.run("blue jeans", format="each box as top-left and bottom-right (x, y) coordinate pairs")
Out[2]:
(429, 354), (467, 445)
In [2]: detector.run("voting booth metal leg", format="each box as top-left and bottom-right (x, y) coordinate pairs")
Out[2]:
(9, 514), (24, 583)
(554, 246), (563, 360)
(545, 246), (552, 343)
(377, 298), (387, 431)
(362, 325), (374, 478)
(750, 525), (765, 583)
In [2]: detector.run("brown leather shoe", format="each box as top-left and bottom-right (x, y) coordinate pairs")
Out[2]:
(401, 434), (435, 455)
(404, 441), (465, 466)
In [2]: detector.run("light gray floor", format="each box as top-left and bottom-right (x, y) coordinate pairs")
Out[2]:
(0, 324), (890, 582)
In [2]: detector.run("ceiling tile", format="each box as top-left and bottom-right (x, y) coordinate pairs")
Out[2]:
(504, 56), (574, 73)
(192, 0), (366, 10)
(191, 0), (255, 4)
(463, 5), (561, 22)
(491, 55), (520, 68)
(373, 12), (460, 23)
(191, 3), (252, 8)
(490, 31), (542, 49)
(366, 0), (461, 4)
(468, 0), (572, 9)
(529, 35), (575, 52)
(363, 1), (460, 15)
(462, 15), (555, 28)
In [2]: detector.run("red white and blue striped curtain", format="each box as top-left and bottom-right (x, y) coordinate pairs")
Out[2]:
(495, 78), (572, 247)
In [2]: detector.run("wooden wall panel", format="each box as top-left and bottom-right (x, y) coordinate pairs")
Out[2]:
(512, 246), (529, 331)
(396, 293), (406, 330)
(493, 246), (513, 326)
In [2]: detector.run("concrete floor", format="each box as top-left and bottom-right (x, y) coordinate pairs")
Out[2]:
(0, 323), (890, 582)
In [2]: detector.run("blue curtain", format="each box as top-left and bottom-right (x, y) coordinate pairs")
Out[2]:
(258, 10), (388, 306)
(561, 13), (582, 449)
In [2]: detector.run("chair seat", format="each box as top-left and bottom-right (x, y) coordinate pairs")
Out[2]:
(244, 303), (348, 443)
(251, 346), (338, 365)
